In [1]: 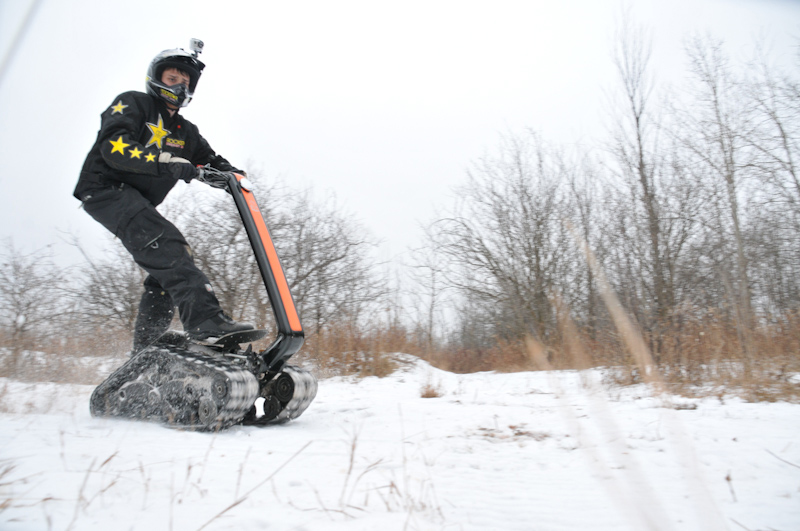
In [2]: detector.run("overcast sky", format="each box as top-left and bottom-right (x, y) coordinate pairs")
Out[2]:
(0, 0), (798, 268)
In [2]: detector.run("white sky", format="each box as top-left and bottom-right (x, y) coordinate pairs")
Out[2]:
(0, 0), (798, 267)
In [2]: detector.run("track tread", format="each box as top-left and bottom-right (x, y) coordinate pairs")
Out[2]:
(90, 346), (259, 430)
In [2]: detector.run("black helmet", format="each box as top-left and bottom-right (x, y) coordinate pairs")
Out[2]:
(145, 45), (205, 108)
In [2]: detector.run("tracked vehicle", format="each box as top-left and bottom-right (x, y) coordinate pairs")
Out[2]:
(90, 169), (317, 430)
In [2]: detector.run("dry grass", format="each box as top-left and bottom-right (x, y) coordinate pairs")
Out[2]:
(0, 458), (21, 515)
(1, 311), (797, 403)
(414, 311), (800, 403)
(297, 321), (417, 379)
(419, 337), (543, 374)
(0, 321), (411, 385)
(420, 375), (443, 398)
(0, 327), (132, 385)
(596, 313), (800, 402)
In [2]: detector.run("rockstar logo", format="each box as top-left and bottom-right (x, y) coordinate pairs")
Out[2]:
(145, 152), (156, 163)
(145, 115), (171, 149)
(109, 136), (130, 155)
(111, 100), (128, 114)
(129, 147), (143, 159)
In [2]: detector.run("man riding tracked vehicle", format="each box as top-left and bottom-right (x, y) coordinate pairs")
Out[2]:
(79, 40), (318, 431)
(74, 38), (254, 353)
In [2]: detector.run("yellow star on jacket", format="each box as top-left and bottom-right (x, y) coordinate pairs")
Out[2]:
(109, 136), (130, 155)
(145, 152), (156, 163)
(129, 147), (143, 159)
(145, 115), (171, 149)
(111, 100), (128, 114)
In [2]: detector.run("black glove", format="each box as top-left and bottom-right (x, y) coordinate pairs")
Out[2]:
(170, 163), (198, 183)
(159, 153), (198, 183)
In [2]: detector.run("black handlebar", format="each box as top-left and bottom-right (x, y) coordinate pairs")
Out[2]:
(195, 166), (233, 190)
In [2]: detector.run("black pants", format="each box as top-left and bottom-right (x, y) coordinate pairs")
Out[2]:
(82, 185), (221, 345)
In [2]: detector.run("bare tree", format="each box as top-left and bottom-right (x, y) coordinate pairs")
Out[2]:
(745, 44), (800, 227)
(428, 132), (577, 345)
(561, 150), (606, 336)
(605, 15), (703, 357)
(406, 242), (449, 352)
(72, 240), (147, 333)
(609, 14), (671, 324)
(0, 241), (66, 367)
(277, 189), (384, 333)
(676, 35), (758, 358)
(741, 45), (800, 315)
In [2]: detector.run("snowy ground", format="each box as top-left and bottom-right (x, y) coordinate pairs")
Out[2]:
(1, 356), (798, 531)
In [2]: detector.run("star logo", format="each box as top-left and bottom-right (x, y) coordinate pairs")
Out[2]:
(109, 136), (130, 155)
(145, 152), (156, 163)
(111, 100), (128, 115)
(145, 115), (171, 149)
(129, 147), (143, 159)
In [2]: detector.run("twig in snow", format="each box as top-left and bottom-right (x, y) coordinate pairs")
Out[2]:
(58, 430), (66, 468)
(169, 470), (175, 531)
(766, 449), (800, 469)
(725, 471), (737, 502)
(82, 454), (121, 510)
(98, 452), (117, 469)
(196, 432), (218, 486)
(347, 457), (384, 507)
(234, 446), (252, 500)
(65, 457), (96, 531)
(313, 483), (353, 519)
(197, 441), (312, 530)
(138, 460), (150, 510)
(730, 518), (752, 530)
(339, 426), (361, 506)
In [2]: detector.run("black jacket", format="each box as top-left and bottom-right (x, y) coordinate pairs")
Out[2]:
(75, 91), (238, 206)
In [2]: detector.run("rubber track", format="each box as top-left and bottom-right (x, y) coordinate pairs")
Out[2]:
(90, 346), (259, 430)
(275, 366), (318, 422)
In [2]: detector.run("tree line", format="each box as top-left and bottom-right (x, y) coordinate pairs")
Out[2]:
(414, 28), (800, 380)
(1, 27), (798, 389)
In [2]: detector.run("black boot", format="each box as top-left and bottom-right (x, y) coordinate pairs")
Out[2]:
(133, 287), (175, 353)
(187, 312), (254, 340)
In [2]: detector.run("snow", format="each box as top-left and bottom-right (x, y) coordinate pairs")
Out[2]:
(1, 356), (798, 531)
